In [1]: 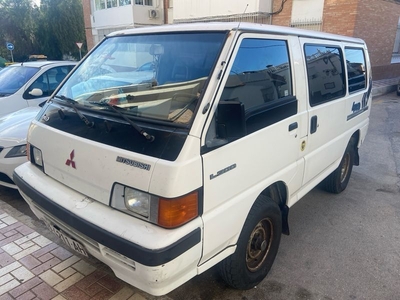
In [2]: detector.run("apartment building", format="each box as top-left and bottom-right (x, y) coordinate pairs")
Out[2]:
(82, 0), (400, 79)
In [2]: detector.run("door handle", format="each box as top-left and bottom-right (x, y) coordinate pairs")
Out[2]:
(288, 122), (298, 131)
(310, 116), (318, 134)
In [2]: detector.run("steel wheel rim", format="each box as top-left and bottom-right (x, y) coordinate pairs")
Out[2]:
(246, 218), (273, 272)
(340, 153), (350, 183)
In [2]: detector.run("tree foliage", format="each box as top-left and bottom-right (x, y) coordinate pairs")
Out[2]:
(0, 0), (85, 62)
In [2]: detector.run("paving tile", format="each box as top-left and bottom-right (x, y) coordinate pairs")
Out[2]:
(15, 225), (35, 236)
(52, 256), (80, 273)
(19, 241), (35, 250)
(0, 222), (23, 234)
(1, 216), (17, 226)
(32, 235), (52, 247)
(109, 286), (135, 300)
(127, 294), (147, 300)
(0, 213), (7, 219)
(74, 269), (107, 290)
(0, 252), (15, 267)
(72, 260), (95, 276)
(0, 274), (13, 286)
(0, 233), (5, 241)
(51, 247), (73, 261)
(90, 287), (113, 300)
(77, 282), (104, 297)
(13, 245), (41, 260)
(97, 274), (123, 293)
(53, 272), (85, 292)
(60, 286), (90, 300)
(31, 282), (57, 300)
(16, 290), (35, 300)
(38, 253), (54, 263)
(0, 233), (23, 247)
(2, 242), (23, 255)
(52, 296), (67, 300)
(0, 261), (21, 277)
(19, 255), (41, 270)
(0, 224), (7, 230)
(14, 233), (40, 245)
(31, 257), (62, 276)
(39, 270), (63, 287)
(11, 266), (35, 283)
(59, 267), (76, 279)
(3, 230), (18, 238)
(0, 293), (13, 300)
(32, 243), (58, 258)
(9, 277), (43, 298)
(0, 279), (20, 296)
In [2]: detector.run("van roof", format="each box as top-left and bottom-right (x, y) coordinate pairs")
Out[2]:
(107, 22), (365, 45)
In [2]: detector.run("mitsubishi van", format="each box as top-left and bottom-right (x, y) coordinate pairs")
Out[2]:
(14, 23), (372, 296)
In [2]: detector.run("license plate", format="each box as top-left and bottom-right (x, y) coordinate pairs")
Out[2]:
(43, 219), (88, 257)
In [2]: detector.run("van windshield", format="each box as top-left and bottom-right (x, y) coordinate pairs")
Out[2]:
(0, 66), (39, 96)
(57, 32), (226, 124)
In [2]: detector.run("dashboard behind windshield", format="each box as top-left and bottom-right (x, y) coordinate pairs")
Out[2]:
(57, 31), (226, 124)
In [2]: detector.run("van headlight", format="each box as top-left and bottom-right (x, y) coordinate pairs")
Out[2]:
(111, 183), (199, 228)
(5, 144), (27, 158)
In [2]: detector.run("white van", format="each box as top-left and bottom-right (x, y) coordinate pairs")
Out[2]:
(14, 23), (372, 296)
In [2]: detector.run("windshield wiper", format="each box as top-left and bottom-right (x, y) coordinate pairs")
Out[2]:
(89, 101), (155, 142)
(53, 95), (94, 128)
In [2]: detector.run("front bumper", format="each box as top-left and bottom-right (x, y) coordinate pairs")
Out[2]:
(14, 163), (202, 296)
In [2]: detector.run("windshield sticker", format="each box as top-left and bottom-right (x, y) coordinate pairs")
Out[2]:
(116, 156), (151, 171)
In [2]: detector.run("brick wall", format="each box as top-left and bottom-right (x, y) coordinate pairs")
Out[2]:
(271, 0), (293, 26)
(82, 0), (95, 51)
(322, 0), (359, 37)
(354, 0), (400, 79)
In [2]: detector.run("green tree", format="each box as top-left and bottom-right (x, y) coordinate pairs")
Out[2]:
(0, 0), (39, 61)
(38, 0), (86, 60)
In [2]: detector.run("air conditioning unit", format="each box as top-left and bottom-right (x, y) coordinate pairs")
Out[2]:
(148, 9), (159, 19)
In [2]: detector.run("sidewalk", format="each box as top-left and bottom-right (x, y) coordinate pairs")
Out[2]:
(372, 77), (399, 97)
(0, 204), (164, 300)
(0, 77), (398, 300)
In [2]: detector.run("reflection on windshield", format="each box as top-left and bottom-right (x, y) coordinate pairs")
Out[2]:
(56, 32), (226, 124)
(0, 66), (39, 96)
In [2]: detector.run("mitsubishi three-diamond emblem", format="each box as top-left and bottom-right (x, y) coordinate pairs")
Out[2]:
(66, 150), (76, 169)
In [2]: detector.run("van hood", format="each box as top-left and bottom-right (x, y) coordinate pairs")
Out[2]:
(0, 106), (41, 147)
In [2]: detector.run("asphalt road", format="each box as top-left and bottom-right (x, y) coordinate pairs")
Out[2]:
(1, 92), (399, 300)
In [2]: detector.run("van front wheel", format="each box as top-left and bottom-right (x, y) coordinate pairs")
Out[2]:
(219, 196), (282, 290)
(324, 140), (355, 194)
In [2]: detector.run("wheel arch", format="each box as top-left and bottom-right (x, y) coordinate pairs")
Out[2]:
(350, 130), (360, 166)
(260, 181), (290, 235)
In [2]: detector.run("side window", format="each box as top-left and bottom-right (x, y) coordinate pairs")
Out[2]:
(25, 66), (72, 99)
(222, 38), (293, 111)
(345, 47), (367, 93)
(305, 44), (345, 106)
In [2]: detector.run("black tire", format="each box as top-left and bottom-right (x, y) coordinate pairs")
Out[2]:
(324, 139), (355, 194)
(219, 195), (282, 290)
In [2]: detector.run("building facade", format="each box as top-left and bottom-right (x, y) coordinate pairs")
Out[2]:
(82, 0), (400, 79)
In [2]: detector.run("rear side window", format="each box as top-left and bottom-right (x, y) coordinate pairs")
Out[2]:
(305, 44), (345, 106)
(345, 47), (367, 93)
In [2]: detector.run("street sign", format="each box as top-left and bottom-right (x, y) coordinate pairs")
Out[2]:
(6, 42), (14, 51)
(76, 42), (83, 49)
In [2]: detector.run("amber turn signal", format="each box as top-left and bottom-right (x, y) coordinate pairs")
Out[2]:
(158, 191), (198, 228)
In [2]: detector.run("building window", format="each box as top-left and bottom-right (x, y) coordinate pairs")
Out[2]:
(95, 0), (106, 10)
(305, 44), (345, 106)
(106, 0), (117, 8)
(135, 0), (152, 5)
(120, 0), (131, 5)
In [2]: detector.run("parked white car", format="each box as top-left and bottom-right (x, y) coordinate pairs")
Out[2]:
(0, 61), (76, 118)
(0, 105), (42, 188)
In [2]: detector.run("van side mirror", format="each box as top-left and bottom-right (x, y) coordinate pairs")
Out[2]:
(216, 100), (246, 140)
